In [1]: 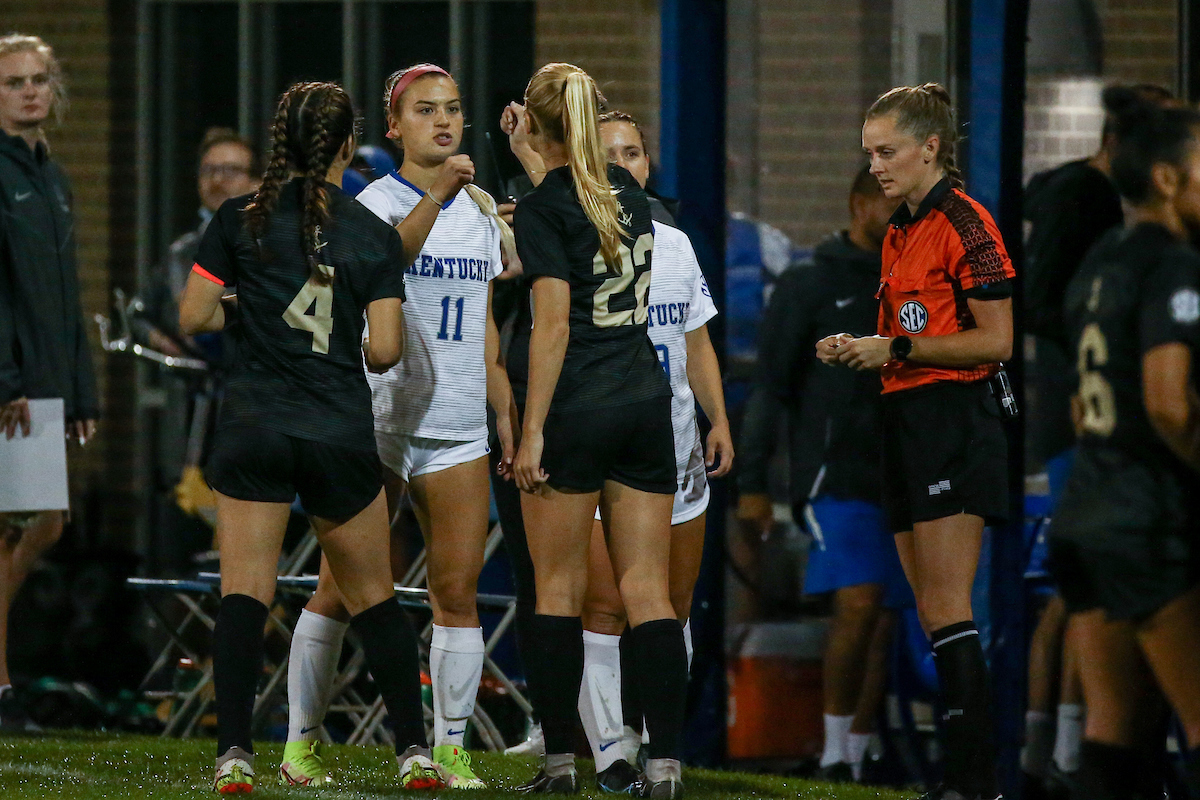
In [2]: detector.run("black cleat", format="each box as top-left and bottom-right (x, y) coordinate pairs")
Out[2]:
(815, 762), (854, 783)
(632, 778), (684, 798)
(516, 769), (579, 795)
(597, 759), (641, 794)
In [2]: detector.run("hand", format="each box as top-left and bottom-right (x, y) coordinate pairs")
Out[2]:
(705, 422), (735, 478)
(494, 407), (517, 482)
(497, 201), (516, 228)
(736, 492), (774, 541)
(147, 328), (184, 356)
(0, 397), (30, 440)
(500, 102), (531, 150)
(429, 154), (475, 205)
(816, 332), (854, 365)
(513, 429), (549, 493)
(69, 418), (97, 445)
(836, 335), (893, 371)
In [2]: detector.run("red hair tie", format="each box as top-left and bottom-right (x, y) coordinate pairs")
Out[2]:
(389, 64), (451, 113)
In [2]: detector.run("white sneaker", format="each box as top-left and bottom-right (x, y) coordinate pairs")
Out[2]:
(504, 721), (545, 757)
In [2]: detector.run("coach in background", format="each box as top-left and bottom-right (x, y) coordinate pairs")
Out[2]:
(738, 166), (907, 784)
(0, 34), (98, 727)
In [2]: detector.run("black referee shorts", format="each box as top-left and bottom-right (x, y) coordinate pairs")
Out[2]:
(881, 380), (1009, 533)
(540, 396), (676, 495)
(205, 425), (383, 523)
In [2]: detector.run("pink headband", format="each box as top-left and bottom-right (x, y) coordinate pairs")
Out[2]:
(389, 64), (451, 112)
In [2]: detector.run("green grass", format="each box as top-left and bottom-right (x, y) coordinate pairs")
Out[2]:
(0, 732), (911, 799)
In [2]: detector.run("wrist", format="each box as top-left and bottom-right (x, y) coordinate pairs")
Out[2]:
(424, 191), (445, 209)
(890, 335), (913, 362)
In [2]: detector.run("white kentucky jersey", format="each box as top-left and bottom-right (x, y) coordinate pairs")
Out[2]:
(357, 173), (503, 440)
(647, 222), (718, 481)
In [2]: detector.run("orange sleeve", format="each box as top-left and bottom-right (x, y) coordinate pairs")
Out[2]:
(941, 193), (1015, 291)
(192, 262), (227, 287)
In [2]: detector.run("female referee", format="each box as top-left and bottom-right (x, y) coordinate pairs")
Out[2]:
(819, 83), (1015, 800)
(511, 63), (687, 798)
(179, 81), (443, 793)
(279, 64), (516, 790)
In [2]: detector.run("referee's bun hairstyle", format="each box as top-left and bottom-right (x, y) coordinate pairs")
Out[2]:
(0, 33), (67, 128)
(1110, 105), (1200, 205)
(244, 81), (357, 286)
(382, 64), (515, 261)
(866, 83), (963, 190)
(525, 63), (626, 271)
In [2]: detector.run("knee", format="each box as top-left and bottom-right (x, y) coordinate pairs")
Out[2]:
(668, 587), (693, 623)
(835, 585), (883, 628)
(581, 603), (626, 636)
(427, 570), (479, 618)
(535, 570), (587, 617)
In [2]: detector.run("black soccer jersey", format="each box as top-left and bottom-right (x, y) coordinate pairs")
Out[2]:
(514, 164), (670, 412)
(1055, 222), (1200, 539)
(196, 179), (406, 451)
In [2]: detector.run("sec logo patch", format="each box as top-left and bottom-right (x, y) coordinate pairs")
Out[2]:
(898, 300), (928, 334)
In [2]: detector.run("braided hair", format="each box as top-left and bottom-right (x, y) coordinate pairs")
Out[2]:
(866, 83), (964, 190)
(243, 81), (357, 285)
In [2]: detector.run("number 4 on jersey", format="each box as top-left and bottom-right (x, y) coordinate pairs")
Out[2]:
(283, 265), (335, 353)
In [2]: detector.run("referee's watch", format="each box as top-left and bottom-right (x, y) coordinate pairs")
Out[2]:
(890, 335), (913, 362)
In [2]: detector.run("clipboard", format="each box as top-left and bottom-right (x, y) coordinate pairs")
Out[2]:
(0, 398), (70, 512)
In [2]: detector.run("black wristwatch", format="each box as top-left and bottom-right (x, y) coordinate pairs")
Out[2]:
(890, 335), (913, 362)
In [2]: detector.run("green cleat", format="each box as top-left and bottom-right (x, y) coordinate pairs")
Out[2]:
(279, 740), (335, 787)
(398, 751), (447, 790)
(434, 744), (487, 789)
(214, 747), (254, 795)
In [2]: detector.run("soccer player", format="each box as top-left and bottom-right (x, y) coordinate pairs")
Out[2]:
(1051, 104), (1200, 800)
(821, 83), (1016, 800)
(510, 63), (687, 797)
(178, 81), (441, 794)
(278, 64), (516, 790)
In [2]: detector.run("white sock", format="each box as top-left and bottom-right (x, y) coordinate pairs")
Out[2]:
(847, 731), (872, 780)
(579, 631), (625, 771)
(683, 619), (693, 672)
(819, 714), (853, 767)
(430, 624), (484, 748)
(1053, 703), (1084, 773)
(286, 610), (348, 742)
(1021, 710), (1055, 777)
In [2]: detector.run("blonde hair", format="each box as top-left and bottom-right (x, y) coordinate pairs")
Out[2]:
(866, 82), (963, 190)
(525, 63), (625, 269)
(384, 64), (515, 262)
(0, 33), (67, 127)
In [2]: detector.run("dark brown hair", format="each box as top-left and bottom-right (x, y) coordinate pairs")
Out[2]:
(866, 83), (963, 190)
(599, 110), (647, 153)
(243, 82), (356, 285)
(198, 126), (260, 175)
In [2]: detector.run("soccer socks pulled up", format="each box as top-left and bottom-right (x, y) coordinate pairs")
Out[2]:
(619, 626), (643, 736)
(683, 619), (693, 672)
(1052, 702), (1084, 774)
(526, 614), (584, 757)
(213, 593), (269, 755)
(350, 598), (426, 752)
(846, 732), (872, 781)
(286, 609), (348, 742)
(820, 714), (854, 768)
(430, 624), (484, 748)
(1021, 709), (1055, 777)
(930, 621), (998, 799)
(579, 630), (625, 772)
(629, 618), (688, 762)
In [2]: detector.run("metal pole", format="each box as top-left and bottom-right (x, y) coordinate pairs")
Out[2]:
(238, 0), (253, 139)
(342, 0), (360, 109)
(134, 0), (155, 568)
(449, 0), (465, 80)
(364, 2), (384, 143)
(472, 2), (489, 168)
(261, 2), (277, 147)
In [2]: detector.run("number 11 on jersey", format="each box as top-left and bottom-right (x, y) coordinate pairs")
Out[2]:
(439, 295), (464, 341)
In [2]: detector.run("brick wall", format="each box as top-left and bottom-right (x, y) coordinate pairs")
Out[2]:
(1097, 0), (1178, 88)
(1023, 78), (1105, 182)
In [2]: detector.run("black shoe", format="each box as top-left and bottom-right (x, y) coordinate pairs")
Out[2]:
(815, 762), (854, 783)
(632, 778), (683, 798)
(0, 688), (39, 734)
(516, 769), (579, 794)
(597, 760), (641, 794)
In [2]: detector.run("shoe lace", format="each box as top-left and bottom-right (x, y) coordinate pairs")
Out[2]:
(292, 743), (326, 775)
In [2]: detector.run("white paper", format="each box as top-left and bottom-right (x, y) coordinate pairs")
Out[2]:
(0, 398), (69, 512)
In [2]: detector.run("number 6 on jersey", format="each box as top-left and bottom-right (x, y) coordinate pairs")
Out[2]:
(283, 265), (335, 353)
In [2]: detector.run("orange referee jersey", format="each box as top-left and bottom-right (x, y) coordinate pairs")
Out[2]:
(877, 178), (1015, 393)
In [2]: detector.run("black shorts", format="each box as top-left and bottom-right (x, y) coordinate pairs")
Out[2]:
(540, 396), (675, 494)
(1049, 533), (1199, 622)
(881, 380), (1009, 533)
(205, 425), (383, 523)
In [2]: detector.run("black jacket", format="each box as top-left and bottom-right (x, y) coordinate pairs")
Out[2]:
(739, 231), (883, 507)
(0, 131), (99, 420)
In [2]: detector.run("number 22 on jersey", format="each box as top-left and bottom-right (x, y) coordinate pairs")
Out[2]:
(593, 233), (653, 328)
(283, 265), (335, 354)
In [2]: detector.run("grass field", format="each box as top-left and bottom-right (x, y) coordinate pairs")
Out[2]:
(0, 732), (912, 799)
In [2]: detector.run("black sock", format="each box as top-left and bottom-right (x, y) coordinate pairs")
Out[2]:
(1184, 746), (1200, 800)
(526, 614), (583, 755)
(629, 618), (688, 761)
(620, 625), (643, 735)
(930, 621), (997, 798)
(1078, 740), (1139, 800)
(350, 598), (426, 752)
(213, 593), (268, 755)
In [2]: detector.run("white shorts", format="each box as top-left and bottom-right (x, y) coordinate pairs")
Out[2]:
(374, 432), (489, 482)
(593, 467), (710, 526)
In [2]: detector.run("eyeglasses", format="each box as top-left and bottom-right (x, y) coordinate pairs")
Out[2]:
(2, 73), (50, 91)
(200, 164), (251, 179)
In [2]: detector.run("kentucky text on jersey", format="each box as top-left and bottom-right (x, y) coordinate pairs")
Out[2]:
(408, 254), (494, 281)
(647, 301), (692, 328)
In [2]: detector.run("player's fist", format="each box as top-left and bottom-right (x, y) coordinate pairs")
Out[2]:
(429, 154), (475, 205)
(816, 332), (854, 365)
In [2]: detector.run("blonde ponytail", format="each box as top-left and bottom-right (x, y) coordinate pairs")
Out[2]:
(464, 184), (517, 267)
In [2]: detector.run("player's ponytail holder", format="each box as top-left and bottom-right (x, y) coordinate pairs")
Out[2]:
(389, 64), (451, 112)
